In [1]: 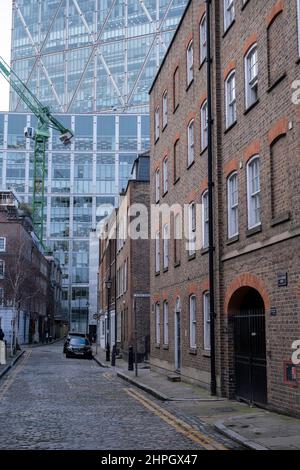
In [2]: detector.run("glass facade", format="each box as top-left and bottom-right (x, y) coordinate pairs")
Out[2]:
(0, 112), (149, 328)
(10, 0), (188, 114)
(6, 0), (188, 330)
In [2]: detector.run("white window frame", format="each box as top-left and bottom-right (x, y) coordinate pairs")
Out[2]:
(247, 155), (261, 229)
(200, 14), (207, 64)
(225, 71), (236, 128)
(155, 303), (160, 344)
(189, 294), (196, 349)
(174, 213), (181, 264)
(173, 67), (179, 110)
(188, 202), (196, 256)
(202, 190), (209, 249)
(124, 259), (127, 293)
(162, 90), (168, 128)
(0, 260), (4, 279)
(155, 231), (160, 273)
(227, 172), (239, 238)
(155, 168), (160, 203)
(187, 119), (195, 166)
(224, 0), (235, 32)
(245, 44), (258, 109)
(163, 224), (169, 270)
(201, 100), (208, 151)
(163, 301), (169, 345)
(0, 237), (6, 252)
(187, 40), (194, 85)
(155, 106), (160, 141)
(203, 292), (211, 351)
(163, 157), (168, 194)
(174, 139), (179, 182)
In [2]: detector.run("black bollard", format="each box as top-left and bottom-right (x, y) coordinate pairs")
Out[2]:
(106, 342), (110, 361)
(111, 344), (116, 366)
(128, 345), (134, 371)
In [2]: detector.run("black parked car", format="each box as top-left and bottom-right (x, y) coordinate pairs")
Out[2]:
(65, 337), (93, 359)
(63, 332), (86, 353)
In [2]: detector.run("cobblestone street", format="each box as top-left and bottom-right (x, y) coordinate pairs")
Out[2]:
(0, 343), (239, 450)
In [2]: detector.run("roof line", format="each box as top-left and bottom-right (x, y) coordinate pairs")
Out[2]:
(148, 0), (193, 95)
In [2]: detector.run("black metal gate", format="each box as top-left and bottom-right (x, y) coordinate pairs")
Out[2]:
(233, 307), (267, 405)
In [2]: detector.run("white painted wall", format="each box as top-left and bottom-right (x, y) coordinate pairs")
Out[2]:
(0, 307), (29, 344)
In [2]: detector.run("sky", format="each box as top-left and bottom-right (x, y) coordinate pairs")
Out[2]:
(0, 0), (12, 111)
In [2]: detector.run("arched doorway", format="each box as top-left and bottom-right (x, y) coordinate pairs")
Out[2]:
(228, 287), (267, 405)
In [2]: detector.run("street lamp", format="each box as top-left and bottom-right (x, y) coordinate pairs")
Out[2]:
(105, 279), (112, 361)
(86, 301), (89, 336)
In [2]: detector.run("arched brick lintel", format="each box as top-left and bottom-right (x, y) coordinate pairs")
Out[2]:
(224, 273), (271, 314)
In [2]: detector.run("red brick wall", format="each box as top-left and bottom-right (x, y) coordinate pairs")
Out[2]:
(150, 0), (300, 414)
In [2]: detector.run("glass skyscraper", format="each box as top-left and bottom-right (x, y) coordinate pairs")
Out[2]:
(2, 0), (188, 330)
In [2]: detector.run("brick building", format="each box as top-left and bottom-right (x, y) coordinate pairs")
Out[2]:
(45, 252), (66, 340)
(149, 0), (300, 416)
(0, 190), (60, 345)
(98, 154), (150, 362)
(98, 211), (117, 353)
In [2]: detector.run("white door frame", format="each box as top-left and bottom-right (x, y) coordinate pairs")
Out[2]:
(174, 297), (181, 372)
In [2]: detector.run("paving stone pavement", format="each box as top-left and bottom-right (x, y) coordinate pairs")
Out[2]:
(0, 342), (241, 450)
(94, 348), (300, 450)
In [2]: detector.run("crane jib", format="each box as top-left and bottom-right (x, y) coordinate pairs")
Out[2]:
(0, 56), (74, 246)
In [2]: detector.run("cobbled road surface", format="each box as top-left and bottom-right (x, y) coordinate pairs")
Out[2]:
(0, 343), (240, 450)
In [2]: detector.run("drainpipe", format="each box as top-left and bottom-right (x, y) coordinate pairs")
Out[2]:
(206, 0), (217, 396)
(114, 217), (117, 351)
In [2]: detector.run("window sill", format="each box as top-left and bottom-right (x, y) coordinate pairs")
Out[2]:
(224, 120), (237, 134)
(244, 99), (260, 115)
(174, 261), (181, 268)
(246, 224), (262, 237)
(200, 146), (208, 156)
(271, 212), (291, 227)
(187, 160), (195, 170)
(202, 350), (211, 358)
(154, 137), (159, 145)
(267, 73), (287, 93)
(154, 343), (160, 349)
(173, 103), (179, 114)
(222, 19), (235, 39)
(201, 247), (209, 255)
(163, 267), (169, 273)
(296, 57), (300, 65)
(189, 348), (197, 355)
(186, 78), (194, 92)
(173, 176), (180, 185)
(162, 123), (168, 132)
(162, 190), (168, 198)
(155, 271), (160, 277)
(188, 253), (196, 261)
(163, 344), (169, 350)
(226, 235), (239, 245)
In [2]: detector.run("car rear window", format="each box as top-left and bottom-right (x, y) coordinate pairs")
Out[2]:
(70, 337), (89, 345)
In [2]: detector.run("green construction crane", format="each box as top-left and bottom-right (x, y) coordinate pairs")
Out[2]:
(0, 56), (73, 246)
